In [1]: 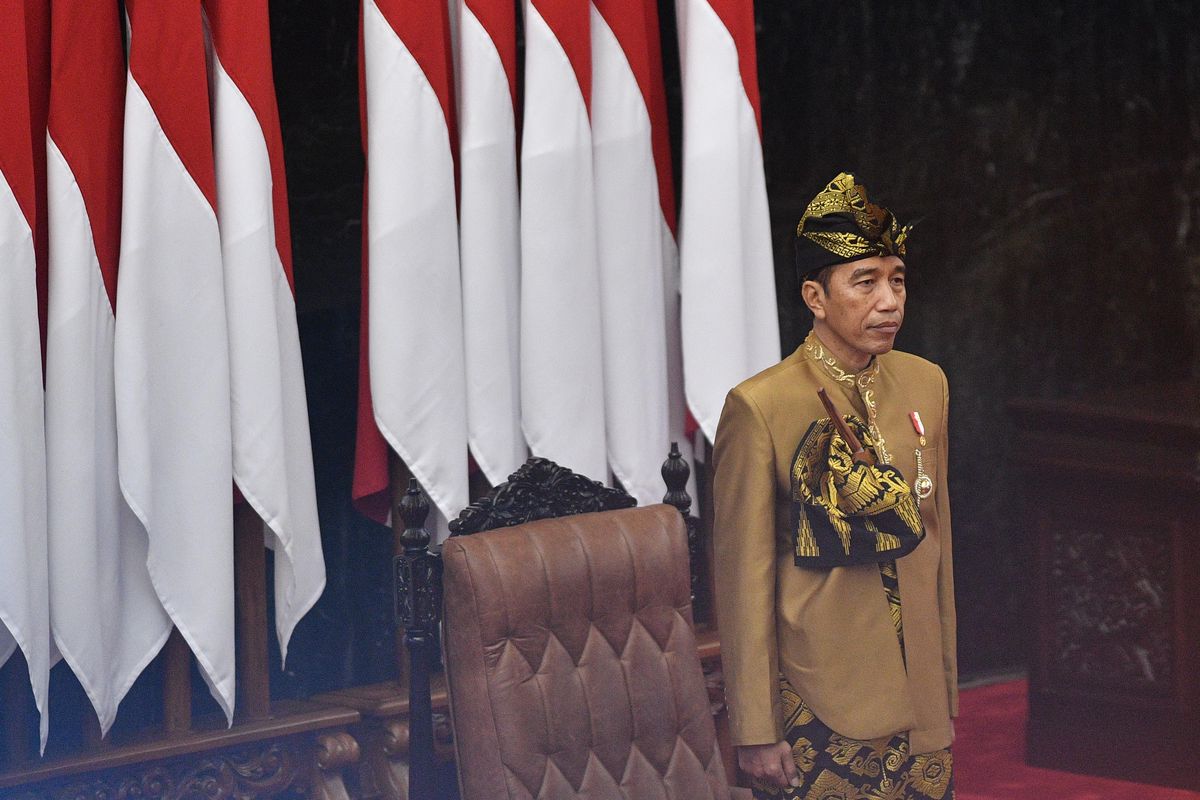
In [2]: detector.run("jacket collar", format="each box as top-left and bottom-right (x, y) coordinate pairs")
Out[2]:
(801, 330), (880, 391)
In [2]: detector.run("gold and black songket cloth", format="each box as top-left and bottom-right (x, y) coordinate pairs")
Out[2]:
(751, 564), (955, 800)
(794, 172), (910, 280)
(790, 415), (925, 569)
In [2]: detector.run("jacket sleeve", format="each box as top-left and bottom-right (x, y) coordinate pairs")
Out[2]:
(712, 387), (783, 745)
(935, 367), (959, 718)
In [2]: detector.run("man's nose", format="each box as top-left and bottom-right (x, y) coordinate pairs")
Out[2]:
(876, 285), (901, 311)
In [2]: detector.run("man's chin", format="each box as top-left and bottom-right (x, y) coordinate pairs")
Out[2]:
(865, 329), (899, 354)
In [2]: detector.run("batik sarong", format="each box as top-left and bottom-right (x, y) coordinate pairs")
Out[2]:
(752, 562), (954, 800)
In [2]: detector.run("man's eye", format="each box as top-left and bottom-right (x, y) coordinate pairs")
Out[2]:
(858, 279), (875, 288)
(892, 278), (905, 287)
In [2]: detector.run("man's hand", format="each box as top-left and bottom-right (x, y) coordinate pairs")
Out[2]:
(737, 741), (800, 789)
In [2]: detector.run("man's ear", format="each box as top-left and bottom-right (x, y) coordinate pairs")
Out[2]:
(801, 280), (827, 320)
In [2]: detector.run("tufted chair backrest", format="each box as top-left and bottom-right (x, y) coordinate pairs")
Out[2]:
(441, 503), (731, 800)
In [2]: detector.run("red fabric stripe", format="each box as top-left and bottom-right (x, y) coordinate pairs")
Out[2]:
(352, 4), (390, 523)
(593, 0), (675, 233)
(372, 0), (458, 154)
(126, 0), (218, 212)
(47, 0), (125, 308)
(203, 0), (296, 296)
(0, 4), (36, 229)
(705, 0), (762, 133)
(530, 0), (591, 114)
(26, 0), (50, 359)
(352, 216), (392, 525)
(465, 0), (518, 111)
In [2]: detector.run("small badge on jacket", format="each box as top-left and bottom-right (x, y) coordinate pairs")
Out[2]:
(909, 410), (927, 448)
(911, 411), (933, 504)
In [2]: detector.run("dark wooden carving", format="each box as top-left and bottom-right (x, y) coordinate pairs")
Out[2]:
(315, 731), (361, 773)
(395, 483), (442, 634)
(312, 732), (358, 800)
(662, 442), (708, 623)
(448, 457), (635, 536)
(8, 738), (312, 800)
(1049, 526), (1172, 690)
(393, 480), (441, 800)
(1011, 381), (1200, 790)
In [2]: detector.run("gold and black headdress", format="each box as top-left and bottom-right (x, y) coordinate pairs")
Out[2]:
(795, 172), (910, 281)
(790, 414), (925, 568)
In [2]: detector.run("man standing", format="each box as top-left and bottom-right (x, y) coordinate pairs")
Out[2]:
(713, 173), (957, 798)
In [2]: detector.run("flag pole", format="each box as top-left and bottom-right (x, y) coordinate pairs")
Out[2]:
(162, 628), (192, 737)
(234, 502), (271, 720)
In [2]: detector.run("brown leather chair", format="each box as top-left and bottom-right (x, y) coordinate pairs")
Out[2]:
(441, 503), (748, 799)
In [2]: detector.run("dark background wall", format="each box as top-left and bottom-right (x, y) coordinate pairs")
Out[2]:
(753, 0), (1200, 677)
(257, 0), (1200, 704)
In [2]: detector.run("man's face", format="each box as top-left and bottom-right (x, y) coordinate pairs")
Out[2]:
(804, 255), (906, 367)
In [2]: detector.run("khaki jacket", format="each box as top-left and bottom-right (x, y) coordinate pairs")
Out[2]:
(712, 333), (957, 755)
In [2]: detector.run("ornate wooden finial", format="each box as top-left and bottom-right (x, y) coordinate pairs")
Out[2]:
(662, 441), (692, 516)
(398, 478), (430, 551)
(394, 479), (439, 630)
(392, 478), (441, 800)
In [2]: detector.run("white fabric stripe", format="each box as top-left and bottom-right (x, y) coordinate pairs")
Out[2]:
(364, 0), (469, 536)
(45, 137), (171, 735)
(209, 52), (325, 664)
(520, 1), (608, 483)
(676, 0), (779, 442)
(114, 75), (236, 722)
(456, 3), (526, 486)
(0, 171), (50, 751)
(590, 6), (670, 505)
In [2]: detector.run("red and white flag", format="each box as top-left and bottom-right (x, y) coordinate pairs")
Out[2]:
(45, 0), (171, 736)
(455, 0), (525, 487)
(520, 0), (608, 482)
(356, 0), (469, 535)
(0, 0), (50, 751)
(115, 0), (236, 722)
(592, 0), (689, 505)
(676, 0), (779, 441)
(205, 0), (326, 664)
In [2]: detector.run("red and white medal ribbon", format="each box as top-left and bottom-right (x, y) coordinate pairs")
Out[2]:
(909, 410), (925, 438)
(910, 410), (932, 502)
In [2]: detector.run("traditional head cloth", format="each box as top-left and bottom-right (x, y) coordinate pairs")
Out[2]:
(795, 172), (910, 281)
(790, 414), (925, 568)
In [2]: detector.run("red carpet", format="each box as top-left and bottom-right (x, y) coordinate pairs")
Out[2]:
(954, 679), (1200, 800)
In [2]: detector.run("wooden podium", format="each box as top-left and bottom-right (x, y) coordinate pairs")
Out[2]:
(1010, 381), (1200, 791)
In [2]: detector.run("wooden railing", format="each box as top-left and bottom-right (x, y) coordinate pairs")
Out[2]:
(0, 507), (361, 800)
